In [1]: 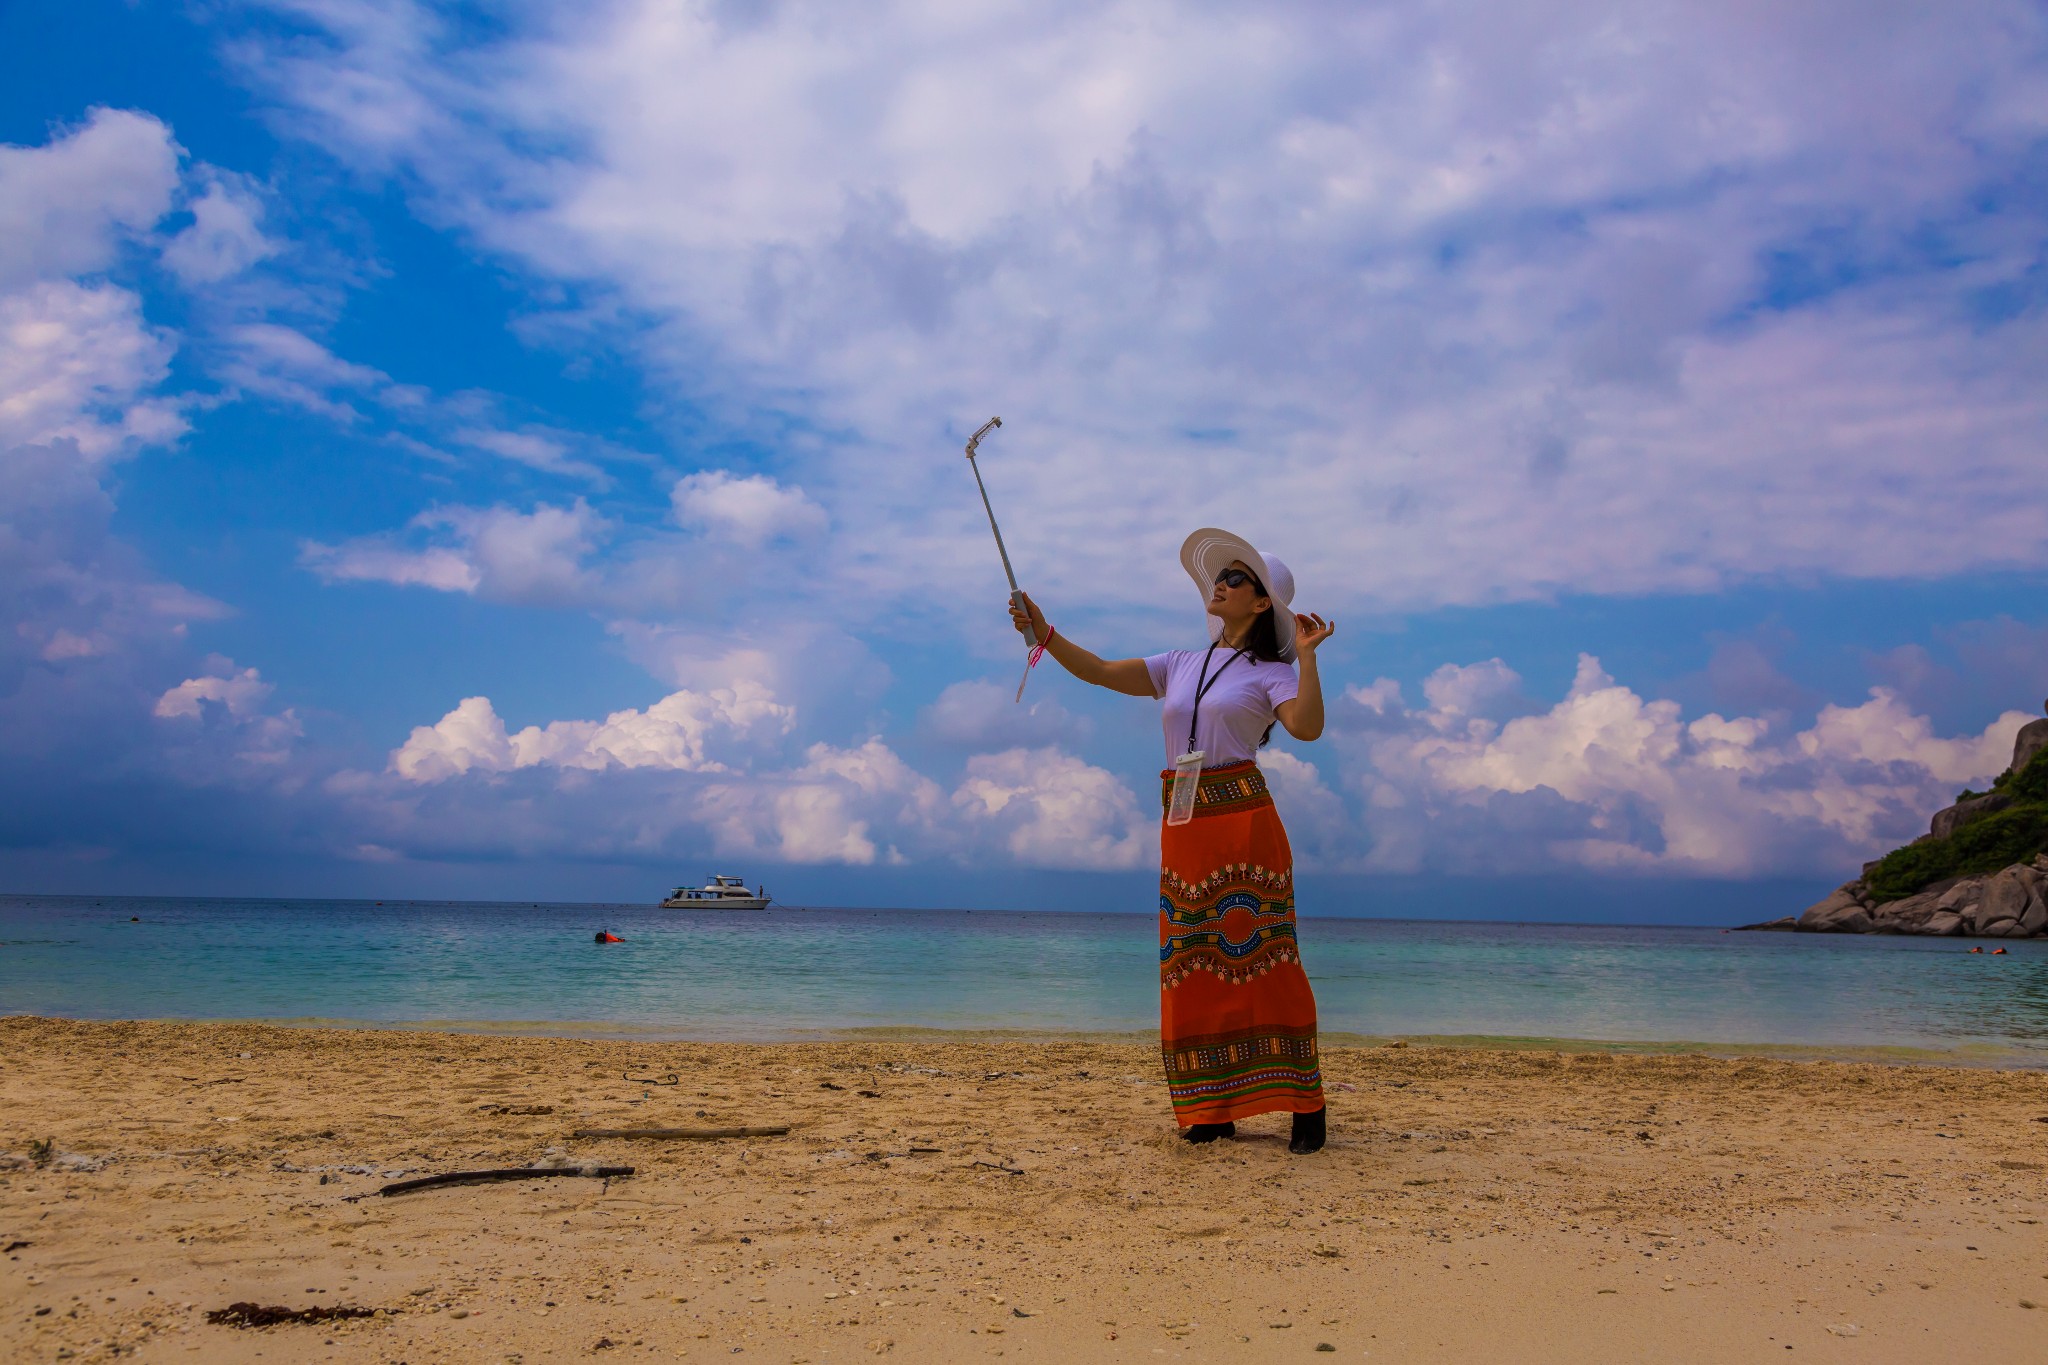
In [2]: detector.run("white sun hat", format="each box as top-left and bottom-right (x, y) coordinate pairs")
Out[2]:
(1179, 527), (1297, 663)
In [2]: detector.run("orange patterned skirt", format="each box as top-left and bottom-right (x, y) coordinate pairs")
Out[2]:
(1157, 759), (1324, 1126)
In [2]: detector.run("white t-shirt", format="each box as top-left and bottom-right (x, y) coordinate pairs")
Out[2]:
(1145, 646), (1299, 768)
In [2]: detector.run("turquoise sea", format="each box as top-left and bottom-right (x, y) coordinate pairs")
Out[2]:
(3, 895), (2047, 1061)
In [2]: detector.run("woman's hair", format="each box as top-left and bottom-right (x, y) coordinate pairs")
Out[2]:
(1240, 576), (1286, 746)
(1239, 573), (1286, 664)
(1244, 604), (1286, 664)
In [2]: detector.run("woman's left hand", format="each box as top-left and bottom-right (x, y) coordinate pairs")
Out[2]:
(1294, 613), (1335, 655)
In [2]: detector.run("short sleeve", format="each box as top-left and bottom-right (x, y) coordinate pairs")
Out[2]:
(1144, 652), (1176, 700)
(1264, 662), (1300, 709)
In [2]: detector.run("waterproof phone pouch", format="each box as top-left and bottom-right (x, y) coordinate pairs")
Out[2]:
(1166, 750), (1205, 826)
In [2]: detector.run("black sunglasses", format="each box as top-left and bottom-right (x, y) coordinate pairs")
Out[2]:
(1214, 568), (1265, 592)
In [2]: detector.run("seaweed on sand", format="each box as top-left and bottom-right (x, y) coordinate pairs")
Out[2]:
(205, 1302), (378, 1327)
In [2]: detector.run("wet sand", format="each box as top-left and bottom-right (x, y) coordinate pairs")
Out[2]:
(3, 1016), (2046, 1362)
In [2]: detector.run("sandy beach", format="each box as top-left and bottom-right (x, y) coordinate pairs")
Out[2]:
(3, 1017), (2046, 1363)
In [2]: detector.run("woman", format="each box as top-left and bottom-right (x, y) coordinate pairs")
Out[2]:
(1009, 527), (1334, 1154)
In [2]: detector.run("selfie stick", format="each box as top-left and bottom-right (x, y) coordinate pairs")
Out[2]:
(961, 416), (1038, 701)
(964, 417), (1017, 606)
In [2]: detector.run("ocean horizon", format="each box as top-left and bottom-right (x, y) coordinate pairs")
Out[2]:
(5, 893), (2046, 1062)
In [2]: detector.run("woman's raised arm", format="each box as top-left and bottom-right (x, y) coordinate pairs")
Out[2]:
(1274, 612), (1334, 741)
(1008, 592), (1156, 698)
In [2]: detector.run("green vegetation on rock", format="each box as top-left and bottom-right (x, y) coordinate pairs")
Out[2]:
(1864, 747), (2048, 902)
(1998, 744), (2048, 801)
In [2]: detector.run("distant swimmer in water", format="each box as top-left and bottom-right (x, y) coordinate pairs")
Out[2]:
(595, 931), (623, 944)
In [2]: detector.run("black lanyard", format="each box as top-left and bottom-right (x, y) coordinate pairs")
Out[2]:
(1186, 641), (1247, 755)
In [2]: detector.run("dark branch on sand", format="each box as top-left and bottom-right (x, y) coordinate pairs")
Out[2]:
(367, 1165), (634, 1197)
(570, 1126), (789, 1140)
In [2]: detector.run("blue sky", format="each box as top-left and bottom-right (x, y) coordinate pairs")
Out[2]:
(3, 0), (2046, 919)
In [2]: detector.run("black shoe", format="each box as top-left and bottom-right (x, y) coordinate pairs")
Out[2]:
(1181, 1122), (1236, 1144)
(1288, 1107), (1326, 1154)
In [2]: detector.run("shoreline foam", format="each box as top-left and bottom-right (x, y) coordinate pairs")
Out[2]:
(7, 1010), (2046, 1068)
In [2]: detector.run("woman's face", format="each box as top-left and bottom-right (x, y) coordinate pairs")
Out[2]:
(1206, 559), (1272, 621)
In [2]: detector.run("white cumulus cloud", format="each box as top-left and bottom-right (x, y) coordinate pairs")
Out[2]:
(749, 740), (946, 871)
(301, 499), (608, 603)
(153, 660), (304, 767)
(0, 283), (184, 459)
(160, 171), (278, 285)
(919, 677), (1092, 749)
(953, 746), (1150, 870)
(671, 470), (828, 548)
(298, 541), (480, 593)
(0, 107), (181, 290)
(1344, 655), (2035, 876)
(223, 0), (2048, 622)
(154, 664), (275, 719)
(390, 680), (796, 783)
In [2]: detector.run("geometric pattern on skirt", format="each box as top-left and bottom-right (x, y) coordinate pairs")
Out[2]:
(1161, 1022), (1322, 1120)
(1161, 870), (1300, 988)
(1157, 759), (1324, 1125)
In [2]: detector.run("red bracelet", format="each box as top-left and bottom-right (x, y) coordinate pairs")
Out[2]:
(1016, 625), (1055, 703)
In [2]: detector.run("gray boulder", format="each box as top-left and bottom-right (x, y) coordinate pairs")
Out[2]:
(1920, 910), (1965, 936)
(1873, 890), (1944, 934)
(2012, 866), (2045, 936)
(2013, 714), (2048, 774)
(1797, 885), (1871, 933)
(2020, 887), (2048, 937)
(1929, 791), (2013, 841)
(1936, 879), (1984, 913)
(1974, 867), (2034, 931)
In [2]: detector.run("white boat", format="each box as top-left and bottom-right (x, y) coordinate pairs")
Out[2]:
(660, 875), (772, 910)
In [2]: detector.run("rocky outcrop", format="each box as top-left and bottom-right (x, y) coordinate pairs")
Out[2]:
(2014, 716), (2048, 774)
(1782, 700), (2048, 938)
(1797, 886), (1874, 934)
(1795, 858), (2048, 937)
(1930, 790), (2012, 841)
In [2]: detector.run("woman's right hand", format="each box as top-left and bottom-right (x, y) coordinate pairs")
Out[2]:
(1008, 591), (1047, 644)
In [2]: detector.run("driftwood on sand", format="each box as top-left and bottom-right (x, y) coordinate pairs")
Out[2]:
(375, 1165), (634, 1196)
(569, 1125), (790, 1140)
